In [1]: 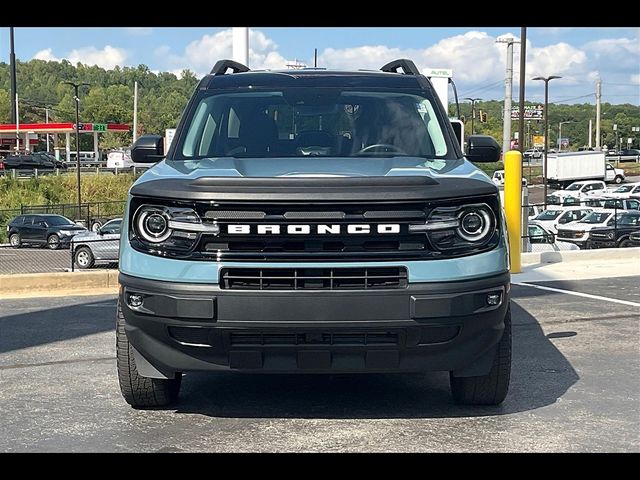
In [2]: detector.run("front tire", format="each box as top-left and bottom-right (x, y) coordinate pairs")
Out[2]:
(9, 233), (21, 248)
(450, 306), (512, 405)
(614, 176), (623, 184)
(74, 246), (95, 269)
(116, 301), (182, 408)
(47, 234), (61, 250)
(619, 239), (632, 248)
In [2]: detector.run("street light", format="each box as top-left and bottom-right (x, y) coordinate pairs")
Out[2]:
(463, 97), (481, 135)
(63, 81), (90, 222)
(532, 75), (562, 209)
(558, 121), (574, 152)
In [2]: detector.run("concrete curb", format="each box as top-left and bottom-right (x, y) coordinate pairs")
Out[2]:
(522, 247), (640, 265)
(0, 270), (119, 299)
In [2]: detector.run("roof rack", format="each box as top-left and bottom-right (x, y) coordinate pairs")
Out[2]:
(210, 59), (250, 76)
(380, 59), (421, 76)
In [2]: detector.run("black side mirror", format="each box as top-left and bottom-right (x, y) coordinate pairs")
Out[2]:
(465, 135), (501, 163)
(546, 233), (556, 244)
(131, 134), (164, 163)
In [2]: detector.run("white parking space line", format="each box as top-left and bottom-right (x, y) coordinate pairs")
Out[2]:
(514, 281), (640, 307)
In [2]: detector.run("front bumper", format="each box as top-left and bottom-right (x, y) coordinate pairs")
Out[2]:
(119, 271), (510, 377)
(589, 239), (616, 248)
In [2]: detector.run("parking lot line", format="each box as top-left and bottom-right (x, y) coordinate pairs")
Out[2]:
(514, 281), (640, 307)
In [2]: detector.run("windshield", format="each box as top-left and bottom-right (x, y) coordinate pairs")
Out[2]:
(47, 216), (75, 226)
(175, 89), (450, 160)
(581, 212), (611, 224)
(536, 210), (562, 220)
(565, 183), (584, 191)
(613, 185), (634, 193)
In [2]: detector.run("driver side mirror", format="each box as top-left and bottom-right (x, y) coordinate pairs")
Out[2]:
(465, 135), (501, 163)
(131, 134), (164, 163)
(546, 233), (556, 244)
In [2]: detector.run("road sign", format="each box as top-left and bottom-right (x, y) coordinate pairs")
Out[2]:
(93, 123), (107, 132)
(511, 105), (544, 120)
(532, 135), (545, 148)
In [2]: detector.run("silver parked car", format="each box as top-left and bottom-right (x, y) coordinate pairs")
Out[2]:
(71, 218), (121, 269)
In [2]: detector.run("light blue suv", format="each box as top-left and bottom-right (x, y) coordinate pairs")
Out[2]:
(117, 59), (509, 408)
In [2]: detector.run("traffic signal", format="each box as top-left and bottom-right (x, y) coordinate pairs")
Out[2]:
(481, 112), (488, 123)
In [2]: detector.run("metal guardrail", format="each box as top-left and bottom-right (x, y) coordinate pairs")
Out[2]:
(0, 165), (151, 178)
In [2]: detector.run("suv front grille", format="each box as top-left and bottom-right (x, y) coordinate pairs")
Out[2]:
(557, 229), (583, 239)
(230, 331), (399, 346)
(220, 267), (408, 290)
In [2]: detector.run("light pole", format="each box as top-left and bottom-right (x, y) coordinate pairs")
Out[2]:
(558, 121), (574, 152)
(64, 81), (90, 221)
(463, 97), (481, 135)
(532, 75), (562, 209)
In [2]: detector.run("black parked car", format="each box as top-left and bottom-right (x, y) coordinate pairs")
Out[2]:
(588, 211), (640, 248)
(1, 152), (66, 171)
(617, 149), (640, 162)
(6, 214), (87, 249)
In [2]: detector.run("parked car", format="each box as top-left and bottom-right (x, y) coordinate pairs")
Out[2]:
(106, 149), (133, 169)
(491, 169), (528, 187)
(589, 211), (640, 248)
(533, 206), (593, 234)
(523, 148), (542, 160)
(6, 214), (87, 249)
(1, 152), (60, 172)
(603, 182), (640, 199)
(628, 230), (640, 247)
(546, 180), (607, 205)
(528, 205), (542, 220)
(617, 148), (640, 162)
(526, 221), (579, 252)
(583, 196), (640, 211)
(71, 218), (122, 268)
(556, 209), (624, 249)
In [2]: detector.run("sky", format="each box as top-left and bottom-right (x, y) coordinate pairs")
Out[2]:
(1, 27), (638, 105)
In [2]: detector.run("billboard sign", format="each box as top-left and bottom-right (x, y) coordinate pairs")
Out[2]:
(532, 135), (545, 148)
(511, 105), (544, 121)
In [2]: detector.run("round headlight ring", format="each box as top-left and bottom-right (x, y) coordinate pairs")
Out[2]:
(457, 206), (494, 242)
(135, 207), (172, 243)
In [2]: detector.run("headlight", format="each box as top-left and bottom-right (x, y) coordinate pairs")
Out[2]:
(409, 203), (497, 252)
(132, 204), (220, 254)
(58, 230), (76, 236)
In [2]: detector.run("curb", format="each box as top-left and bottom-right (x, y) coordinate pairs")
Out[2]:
(0, 270), (119, 299)
(522, 247), (640, 265)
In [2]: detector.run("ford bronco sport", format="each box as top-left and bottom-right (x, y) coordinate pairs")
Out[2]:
(117, 59), (510, 407)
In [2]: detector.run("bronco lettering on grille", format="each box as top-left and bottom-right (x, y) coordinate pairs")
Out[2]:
(227, 224), (401, 235)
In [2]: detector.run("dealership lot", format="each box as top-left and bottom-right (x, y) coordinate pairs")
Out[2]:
(0, 276), (638, 452)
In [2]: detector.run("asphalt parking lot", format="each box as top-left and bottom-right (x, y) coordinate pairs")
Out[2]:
(0, 276), (638, 452)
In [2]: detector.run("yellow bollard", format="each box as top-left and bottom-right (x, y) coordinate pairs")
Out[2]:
(504, 150), (522, 273)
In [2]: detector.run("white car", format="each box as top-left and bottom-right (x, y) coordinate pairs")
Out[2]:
(526, 221), (580, 252)
(492, 170), (528, 187)
(528, 205), (542, 220)
(602, 182), (640, 199)
(547, 180), (607, 205)
(555, 209), (625, 248)
(582, 196), (640, 211)
(106, 150), (134, 169)
(533, 206), (593, 234)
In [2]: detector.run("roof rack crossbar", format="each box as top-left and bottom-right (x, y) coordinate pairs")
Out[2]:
(210, 59), (250, 76)
(380, 59), (421, 76)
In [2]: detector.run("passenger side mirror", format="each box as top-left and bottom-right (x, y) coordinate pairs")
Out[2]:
(465, 135), (501, 163)
(131, 134), (164, 163)
(546, 233), (556, 244)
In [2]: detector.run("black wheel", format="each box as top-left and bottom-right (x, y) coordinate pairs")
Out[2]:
(619, 239), (632, 248)
(9, 233), (21, 248)
(450, 306), (511, 405)
(116, 301), (181, 408)
(47, 234), (61, 250)
(74, 246), (95, 269)
(614, 176), (623, 184)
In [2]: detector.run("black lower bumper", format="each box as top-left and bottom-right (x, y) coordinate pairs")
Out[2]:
(118, 271), (510, 377)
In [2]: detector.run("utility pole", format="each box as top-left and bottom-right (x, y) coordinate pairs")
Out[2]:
(232, 27), (249, 66)
(10, 27), (17, 124)
(64, 81), (90, 221)
(314, 48), (318, 68)
(463, 97), (481, 135)
(595, 79), (602, 149)
(518, 27), (527, 154)
(497, 37), (520, 154)
(15, 93), (19, 152)
(588, 119), (592, 149)
(45, 107), (50, 152)
(133, 81), (139, 143)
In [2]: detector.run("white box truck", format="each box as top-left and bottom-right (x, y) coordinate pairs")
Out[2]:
(545, 151), (606, 188)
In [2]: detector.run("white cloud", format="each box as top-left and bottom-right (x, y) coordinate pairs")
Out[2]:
(631, 74), (640, 85)
(33, 48), (60, 62)
(67, 45), (128, 69)
(124, 27), (153, 36)
(526, 42), (588, 82)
